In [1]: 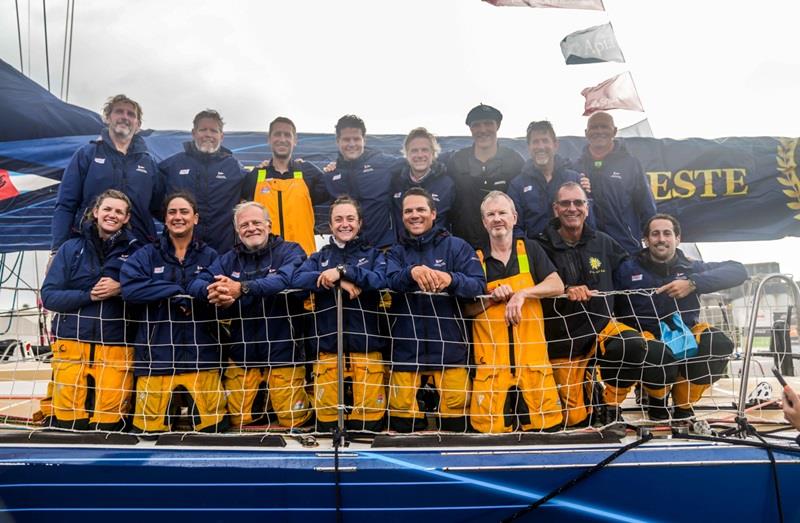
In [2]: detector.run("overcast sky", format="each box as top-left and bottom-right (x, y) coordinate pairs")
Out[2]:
(1, 0), (799, 277)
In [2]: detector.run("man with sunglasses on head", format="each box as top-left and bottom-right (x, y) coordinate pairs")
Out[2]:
(508, 120), (590, 239)
(572, 112), (656, 254)
(537, 182), (675, 426)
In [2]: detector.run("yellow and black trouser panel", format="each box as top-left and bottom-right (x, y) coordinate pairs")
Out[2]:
(50, 339), (133, 427)
(223, 364), (311, 428)
(312, 352), (386, 425)
(132, 369), (226, 433)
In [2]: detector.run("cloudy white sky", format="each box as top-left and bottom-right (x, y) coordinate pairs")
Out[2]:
(1, 0), (799, 277)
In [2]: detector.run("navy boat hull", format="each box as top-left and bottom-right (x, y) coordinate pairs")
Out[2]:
(1, 436), (799, 522)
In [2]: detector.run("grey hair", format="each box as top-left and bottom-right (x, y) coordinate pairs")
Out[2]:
(480, 190), (516, 216)
(232, 201), (271, 228)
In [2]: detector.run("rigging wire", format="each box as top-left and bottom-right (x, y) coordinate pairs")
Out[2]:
(59, 0), (70, 99)
(14, 0), (24, 73)
(42, 0), (51, 91)
(65, 0), (75, 102)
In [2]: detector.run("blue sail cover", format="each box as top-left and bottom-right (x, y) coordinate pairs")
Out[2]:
(1, 60), (799, 253)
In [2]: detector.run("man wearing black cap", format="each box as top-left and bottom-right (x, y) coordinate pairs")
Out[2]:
(446, 104), (524, 248)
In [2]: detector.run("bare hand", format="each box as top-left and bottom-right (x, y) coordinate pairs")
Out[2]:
(323, 161), (337, 173)
(490, 284), (514, 303)
(90, 277), (121, 301)
(656, 279), (695, 299)
(411, 265), (440, 293)
(566, 285), (596, 302)
(505, 292), (526, 326)
(783, 385), (800, 429)
(317, 268), (341, 289)
(341, 280), (362, 300)
(207, 275), (242, 305)
(579, 174), (591, 193)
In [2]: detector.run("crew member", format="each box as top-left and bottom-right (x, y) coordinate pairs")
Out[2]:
(121, 192), (226, 433)
(391, 127), (454, 236)
(292, 196), (388, 431)
(572, 112), (656, 254)
(537, 182), (673, 425)
(615, 213), (748, 419)
(242, 116), (327, 255)
(467, 191), (564, 433)
(191, 201), (310, 429)
(321, 115), (401, 249)
(52, 94), (159, 252)
(446, 104), (524, 248)
(386, 187), (485, 432)
(41, 189), (139, 430)
(508, 120), (587, 239)
(158, 109), (247, 253)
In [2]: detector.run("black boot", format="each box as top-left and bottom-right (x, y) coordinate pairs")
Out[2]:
(647, 395), (671, 421)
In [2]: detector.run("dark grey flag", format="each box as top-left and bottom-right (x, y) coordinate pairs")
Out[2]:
(560, 23), (625, 65)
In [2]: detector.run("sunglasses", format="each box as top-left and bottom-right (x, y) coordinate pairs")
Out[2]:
(555, 199), (587, 209)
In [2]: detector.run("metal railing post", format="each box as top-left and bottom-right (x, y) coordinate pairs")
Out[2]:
(336, 284), (346, 435)
(736, 274), (800, 424)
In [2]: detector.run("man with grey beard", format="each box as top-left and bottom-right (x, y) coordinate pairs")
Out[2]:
(159, 109), (248, 253)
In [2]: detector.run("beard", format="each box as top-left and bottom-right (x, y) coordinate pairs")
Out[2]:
(195, 141), (220, 154)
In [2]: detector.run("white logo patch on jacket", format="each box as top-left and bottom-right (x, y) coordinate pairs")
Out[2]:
(631, 274), (643, 281)
(179, 168), (190, 175)
(94, 157), (106, 164)
(154, 266), (164, 274)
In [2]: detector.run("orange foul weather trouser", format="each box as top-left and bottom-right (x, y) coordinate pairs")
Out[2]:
(470, 241), (562, 433)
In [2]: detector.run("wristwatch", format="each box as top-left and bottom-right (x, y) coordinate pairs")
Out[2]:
(240, 281), (251, 295)
(336, 264), (347, 276)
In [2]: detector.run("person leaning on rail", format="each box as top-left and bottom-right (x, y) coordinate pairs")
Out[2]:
(390, 127), (455, 239)
(241, 116), (328, 255)
(385, 187), (486, 433)
(292, 196), (389, 432)
(614, 213), (748, 420)
(121, 192), (227, 433)
(535, 182), (673, 426)
(464, 191), (565, 433)
(41, 189), (140, 431)
(158, 109), (247, 254)
(189, 201), (310, 429)
(51, 94), (161, 253)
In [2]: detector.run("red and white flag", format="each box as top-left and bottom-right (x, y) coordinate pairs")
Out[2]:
(483, 0), (604, 10)
(581, 72), (644, 116)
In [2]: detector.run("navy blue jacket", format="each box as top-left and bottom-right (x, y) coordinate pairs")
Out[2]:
(508, 156), (593, 239)
(292, 237), (388, 356)
(52, 129), (159, 251)
(190, 235), (306, 367)
(42, 223), (139, 344)
(391, 160), (455, 237)
(158, 142), (247, 253)
(536, 219), (628, 360)
(386, 227), (486, 371)
(322, 148), (401, 248)
(614, 248), (748, 336)
(120, 235), (220, 376)
(445, 145), (525, 248)
(572, 141), (657, 254)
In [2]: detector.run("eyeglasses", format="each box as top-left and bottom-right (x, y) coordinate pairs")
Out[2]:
(555, 199), (587, 209)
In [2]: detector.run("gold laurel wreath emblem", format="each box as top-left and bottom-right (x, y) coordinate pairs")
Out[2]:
(777, 138), (800, 220)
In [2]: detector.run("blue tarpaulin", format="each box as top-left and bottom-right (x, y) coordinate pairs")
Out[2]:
(1, 59), (799, 253)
